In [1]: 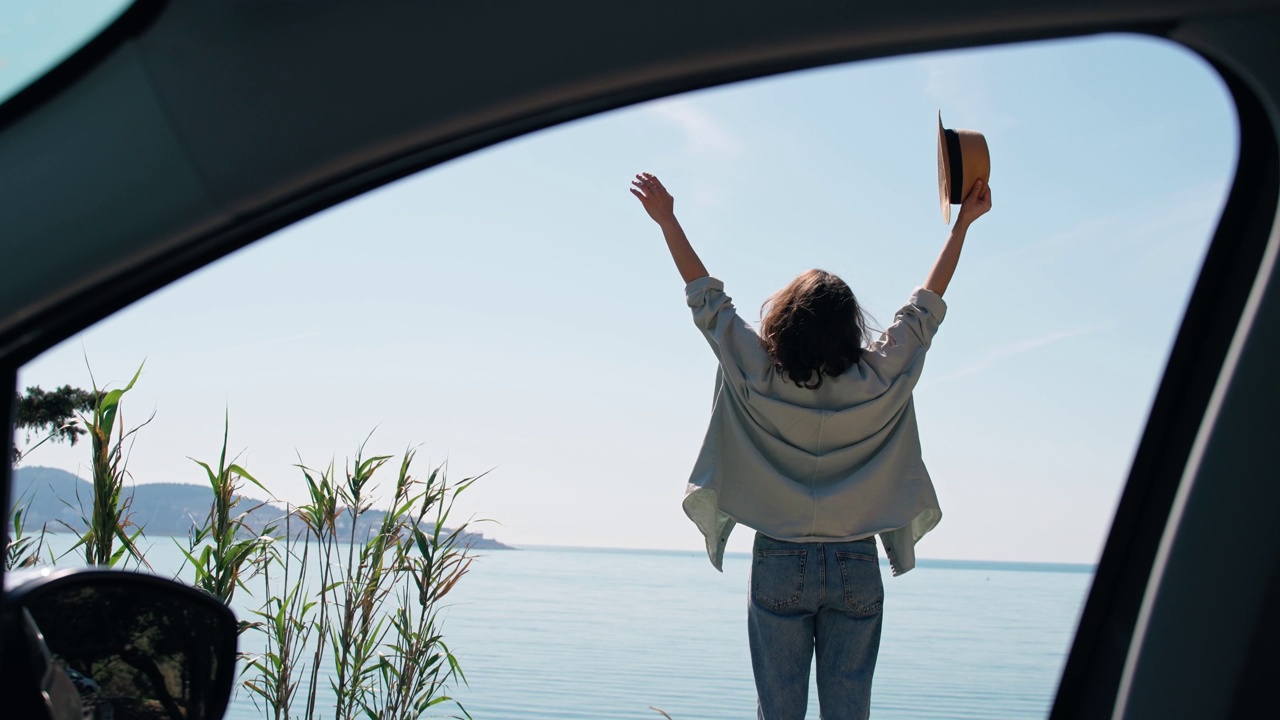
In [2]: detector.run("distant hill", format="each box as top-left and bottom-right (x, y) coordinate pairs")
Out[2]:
(9, 465), (511, 550)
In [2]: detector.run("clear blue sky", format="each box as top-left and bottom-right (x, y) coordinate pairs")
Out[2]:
(16, 34), (1237, 563)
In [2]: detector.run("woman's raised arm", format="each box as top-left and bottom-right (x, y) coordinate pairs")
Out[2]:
(631, 172), (709, 284)
(923, 178), (992, 298)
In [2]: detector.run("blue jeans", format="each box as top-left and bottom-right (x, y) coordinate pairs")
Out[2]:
(748, 532), (884, 720)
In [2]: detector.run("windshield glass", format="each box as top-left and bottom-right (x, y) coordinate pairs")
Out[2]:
(0, 0), (136, 106)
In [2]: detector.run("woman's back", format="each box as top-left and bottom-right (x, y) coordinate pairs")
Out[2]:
(683, 276), (946, 573)
(689, 276), (945, 458)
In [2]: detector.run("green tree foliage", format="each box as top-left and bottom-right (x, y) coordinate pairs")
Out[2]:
(12, 384), (101, 462)
(8, 384), (100, 568)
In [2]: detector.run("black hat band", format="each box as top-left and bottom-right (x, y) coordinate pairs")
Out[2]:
(945, 128), (963, 205)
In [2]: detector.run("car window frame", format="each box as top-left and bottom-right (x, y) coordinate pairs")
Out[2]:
(2, 5), (1278, 718)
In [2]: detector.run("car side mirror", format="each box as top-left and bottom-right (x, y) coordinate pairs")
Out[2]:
(1, 568), (237, 720)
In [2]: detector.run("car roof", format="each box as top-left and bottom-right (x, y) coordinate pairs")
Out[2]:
(3, 2), (1279, 719)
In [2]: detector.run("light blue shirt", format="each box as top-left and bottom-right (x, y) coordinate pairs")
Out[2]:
(683, 276), (946, 576)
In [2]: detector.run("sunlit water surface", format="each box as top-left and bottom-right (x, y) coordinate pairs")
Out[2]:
(34, 538), (1091, 719)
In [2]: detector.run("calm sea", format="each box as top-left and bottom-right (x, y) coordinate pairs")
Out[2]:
(430, 547), (1092, 720)
(33, 539), (1093, 719)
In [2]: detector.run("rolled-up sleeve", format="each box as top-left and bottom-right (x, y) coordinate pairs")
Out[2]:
(686, 276), (729, 331)
(896, 287), (947, 347)
(865, 287), (947, 376)
(685, 276), (769, 380)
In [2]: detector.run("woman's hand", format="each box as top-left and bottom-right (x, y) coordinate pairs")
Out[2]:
(954, 178), (992, 229)
(631, 172), (708, 282)
(924, 178), (990, 297)
(631, 172), (676, 226)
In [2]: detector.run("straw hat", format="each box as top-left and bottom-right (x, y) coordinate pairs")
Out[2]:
(936, 111), (990, 224)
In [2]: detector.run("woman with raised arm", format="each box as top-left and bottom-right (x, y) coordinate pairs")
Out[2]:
(630, 171), (992, 720)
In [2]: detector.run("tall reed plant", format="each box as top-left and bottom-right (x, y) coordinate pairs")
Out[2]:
(296, 456), (342, 720)
(371, 457), (476, 719)
(244, 512), (315, 720)
(180, 413), (276, 607)
(4, 493), (50, 570)
(243, 441), (477, 720)
(66, 362), (150, 567)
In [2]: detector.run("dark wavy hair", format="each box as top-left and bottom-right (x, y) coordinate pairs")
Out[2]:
(759, 269), (870, 389)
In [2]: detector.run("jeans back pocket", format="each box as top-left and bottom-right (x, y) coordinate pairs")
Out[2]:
(752, 549), (807, 612)
(835, 550), (883, 616)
